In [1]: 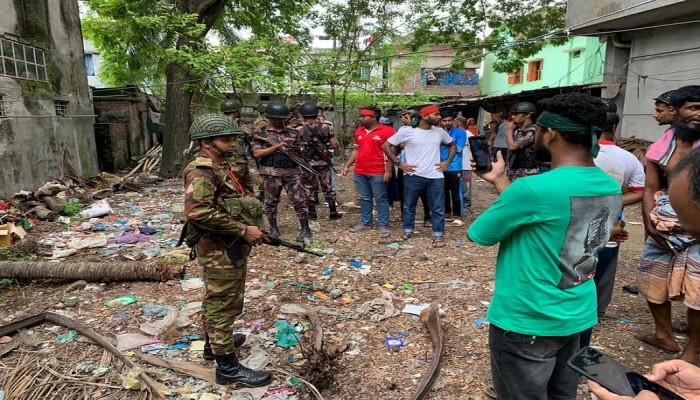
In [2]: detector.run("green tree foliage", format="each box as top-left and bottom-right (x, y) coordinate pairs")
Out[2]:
(82, 0), (313, 177)
(409, 0), (567, 73)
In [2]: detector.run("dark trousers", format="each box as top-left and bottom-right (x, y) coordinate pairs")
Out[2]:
(490, 324), (580, 400)
(397, 168), (430, 222)
(580, 245), (620, 347)
(443, 170), (463, 217)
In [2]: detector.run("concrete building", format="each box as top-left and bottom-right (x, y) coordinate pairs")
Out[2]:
(0, 0), (98, 196)
(83, 39), (104, 88)
(389, 44), (481, 98)
(566, 0), (700, 141)
(480, 36), (606, 97)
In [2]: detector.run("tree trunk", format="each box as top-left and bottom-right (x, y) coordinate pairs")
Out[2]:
(0, 261), (184, 282)
(159, 0), (228, 178)
(160, 63), (195, 178)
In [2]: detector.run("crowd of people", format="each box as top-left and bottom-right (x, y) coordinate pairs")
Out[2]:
(181, 87), (700, 399)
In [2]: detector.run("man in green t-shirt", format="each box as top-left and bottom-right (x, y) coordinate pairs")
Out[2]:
(468, 93), (622, 400)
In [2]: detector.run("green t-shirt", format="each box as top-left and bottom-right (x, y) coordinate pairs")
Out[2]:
(468, 166), (622, 336)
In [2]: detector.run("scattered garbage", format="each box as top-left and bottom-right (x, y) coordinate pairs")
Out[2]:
(116, 333), (162, 351)
(472, 317), (489, 327)
(0, 223), (27, 247)
(384, 336), (405, 350)
(79, 199), (114, 219)
(274, 320), (301, 348)
(105, 295), (138, 308)
(181, 277), (205, 291)
(56, 330), (79, 343)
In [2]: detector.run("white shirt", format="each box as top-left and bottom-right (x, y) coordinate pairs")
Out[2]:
(594, 142), (645, 191)
(462, 130), (474, 171)
(388, 126), (453, 179)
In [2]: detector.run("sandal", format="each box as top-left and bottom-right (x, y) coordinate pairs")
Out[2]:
(396, 232), (412, 242)
(379, 228), (391, 238)
(432, 238), (446, 248)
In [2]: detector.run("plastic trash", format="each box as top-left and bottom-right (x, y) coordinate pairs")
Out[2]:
(141, 303), (170, 317)
(138, 226), (157, 235)
(105, 295), (138, 308)
(116, 333), (162, 351)
(108, 233), (158, 245)
(67, 236), (108, 249)
(275, 320), (301, 348)
(139, 305), (178, 336)
(384, 336), (405, 350)
(322, 267), (334, 276)
(473, 317), (489, 327)
(348, 259), (363, 268)
(80, 199), (114, 219)
(56, 330), (78, 343)
(180, 277), (204, 291)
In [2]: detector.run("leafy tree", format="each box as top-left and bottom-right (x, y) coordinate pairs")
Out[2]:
(82, 0), (313, 177)
(409, 0), (567, 73)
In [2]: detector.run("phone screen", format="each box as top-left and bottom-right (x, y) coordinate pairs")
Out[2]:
(469, 136), (492, 172)
(567, 347), (685, 400)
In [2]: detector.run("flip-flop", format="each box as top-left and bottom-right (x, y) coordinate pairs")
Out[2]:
(634, 332), (682, 354)
(432, 239), (446, 248)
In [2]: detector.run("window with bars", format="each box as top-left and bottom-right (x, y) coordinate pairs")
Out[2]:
(55, 100), (68, 117)
(0, 94), (7, 117)
(1, 39), (47, 81)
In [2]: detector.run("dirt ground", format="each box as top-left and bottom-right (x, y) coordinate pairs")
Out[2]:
(0, 173), (690, 400)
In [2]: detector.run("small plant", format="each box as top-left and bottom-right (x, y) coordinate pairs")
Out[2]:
(60, 202), (84, 217)
(0, 278), (13, 290)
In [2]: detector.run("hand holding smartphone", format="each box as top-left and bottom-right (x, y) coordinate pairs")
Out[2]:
(567, 346), (685, 399)
(469, 135), (492, 172)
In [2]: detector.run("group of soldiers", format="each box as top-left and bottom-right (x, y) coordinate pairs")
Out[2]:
(182, 99), (341, 386)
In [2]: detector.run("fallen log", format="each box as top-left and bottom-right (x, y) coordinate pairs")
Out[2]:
(0, 261), (184, 282)
(0, 312), (165, 399)
(410, 305), (443, 400)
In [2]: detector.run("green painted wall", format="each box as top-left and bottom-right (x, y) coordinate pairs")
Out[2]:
(480, 36), (606, 96)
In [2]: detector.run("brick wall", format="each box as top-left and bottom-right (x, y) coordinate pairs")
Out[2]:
(94, 123), (130, 171)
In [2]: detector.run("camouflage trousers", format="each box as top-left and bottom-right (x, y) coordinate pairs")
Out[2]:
(263, 174), (308, 220)
(197, 235), (250, 355)
(301, 165), (337, 204)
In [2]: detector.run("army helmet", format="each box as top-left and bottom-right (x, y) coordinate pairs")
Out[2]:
(299, 102), (319, 117)
(220, 99), (242, 113)
(189, 114), (242, 141)
(257, 102), (269, 113)
(510, 102), (537, 115)
(266, 102), (291, 119)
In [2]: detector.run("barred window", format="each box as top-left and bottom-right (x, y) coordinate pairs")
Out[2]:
(0, 94), (7, 117)
(55, 100), (68, 117)
(1, 39), (47, 81)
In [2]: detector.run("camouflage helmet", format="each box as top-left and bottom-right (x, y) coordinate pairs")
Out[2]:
(220, 99), (242, 113)
(510, 102), (537, 115)
(299, 102), (319, 117)
(266, 102), (292, 119)
(189, 114), (241, 141)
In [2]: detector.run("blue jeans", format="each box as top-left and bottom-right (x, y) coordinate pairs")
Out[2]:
(402, 175), (445, 236)
(490, 324), (580, 400)
(354, 173), (389, 228)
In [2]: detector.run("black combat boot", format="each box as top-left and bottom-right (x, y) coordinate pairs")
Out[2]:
(296, 220), (312, 242)
(203, 333), (246, 361)
(312, 191), (320, 205)
(268, 218), (280, 237)
(307, 204), (318, 220)
(215, 353), (273, 387)
(328, 201), (342, 220)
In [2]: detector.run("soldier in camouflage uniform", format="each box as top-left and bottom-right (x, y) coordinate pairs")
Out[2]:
(183, 114), (272, 387)
(297, 102), (342, 220)
(252, 102), (312, 242)
(221, 98), (243, 123)
(252, 102), (269, 131)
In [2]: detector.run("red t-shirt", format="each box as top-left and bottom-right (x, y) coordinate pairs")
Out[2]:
(353, 124), (395, 175)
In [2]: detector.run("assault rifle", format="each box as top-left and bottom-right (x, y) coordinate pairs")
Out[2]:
(301, 125), (337, 173)
(253, 131), (321, 178)
(262, 231), (325, 257)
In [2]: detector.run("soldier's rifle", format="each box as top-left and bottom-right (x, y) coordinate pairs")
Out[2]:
(253, 132), (321, 178)
(262, 232), (325, 257)
(301, 126), (337, 173)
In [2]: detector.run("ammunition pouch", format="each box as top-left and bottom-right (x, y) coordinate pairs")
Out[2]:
(221, 197), (263, 227)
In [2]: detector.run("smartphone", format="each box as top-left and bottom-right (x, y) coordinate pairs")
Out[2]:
(567, 346), (685, 399)
(468, 136), (492, 172)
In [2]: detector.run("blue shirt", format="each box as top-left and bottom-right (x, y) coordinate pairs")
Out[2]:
(440, 127), (466, 172)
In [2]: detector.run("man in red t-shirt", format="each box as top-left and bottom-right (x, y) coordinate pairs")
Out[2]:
(341, 106), (395, 237)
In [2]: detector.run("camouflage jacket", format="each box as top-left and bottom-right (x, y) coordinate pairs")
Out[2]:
(298, 121), (335, 166)
(253, 116), (269, 130)
(252, 125), (302, 176)
(183, 155), (257, 237)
